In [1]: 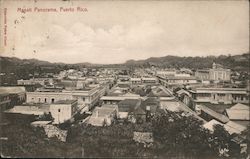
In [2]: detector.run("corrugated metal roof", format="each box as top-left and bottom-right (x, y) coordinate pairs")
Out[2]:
(199, 105), (229, 123)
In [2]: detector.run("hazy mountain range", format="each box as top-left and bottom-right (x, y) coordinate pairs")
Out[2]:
(0, 53), (249, 73)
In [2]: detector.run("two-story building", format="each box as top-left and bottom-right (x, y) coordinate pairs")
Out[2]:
(190, 87), (249, 104)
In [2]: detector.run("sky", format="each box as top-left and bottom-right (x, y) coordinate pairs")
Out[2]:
(0, 0), (249, 64)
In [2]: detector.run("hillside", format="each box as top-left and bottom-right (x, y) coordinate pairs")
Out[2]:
(124, 53), (250, 71)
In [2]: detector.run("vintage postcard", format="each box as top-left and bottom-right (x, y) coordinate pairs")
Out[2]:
(0, 0), (249, 158)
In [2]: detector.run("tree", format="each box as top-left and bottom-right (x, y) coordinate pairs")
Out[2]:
(151, 111), (218, 158)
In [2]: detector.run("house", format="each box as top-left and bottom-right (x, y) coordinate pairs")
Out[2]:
(116, 98), (158, 123)
(87, 105), (118, 126)
(117, 99), (141, 119)
(148, 86), (174, 98)
(195, 70), (210, 81)
(0, 93), (11, 113)
(196, 105), (229, 123)
(160, 99), (181, 112)
(101, 92), (141, 105)
(50, 100), (78, 124)
(130, 78), (142, 85)
(141, 77), (158, 84)
(190, 87), (249, 104)
(4, 104), (50, 123)
(224, 103), (250, 127)
(26, 85), (105, 111)
(203, 119), (246, 135)
(0, 86), (26, 106)
(140, 97), (159, 114)
(157, 75), (198, 88)
(176, 89), (192, 106)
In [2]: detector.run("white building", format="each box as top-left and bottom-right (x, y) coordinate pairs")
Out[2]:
(190, 87), (249, 104)
(50, 100), (78, 124)
(26, 85), (106, 110)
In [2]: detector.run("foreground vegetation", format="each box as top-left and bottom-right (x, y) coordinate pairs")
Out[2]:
(1, 111), (248, 158)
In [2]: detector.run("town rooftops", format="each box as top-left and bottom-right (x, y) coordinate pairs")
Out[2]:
(93, 105), (118, 117)
(225, 103), (249, 121)
(198, 105), (229, 123)
(118, 99), (141, 112)
(0, 86), (26, 94)
(101, 93), (141, 101)
(203, 119), (246, 135)
(5, 104), (50, 115)
(176, 89), (191, 97)
(53, 100), (77, 105)
(131, 78), (141, 81)
(230, 103), (249, 110)
(148, 86), (173, 97)
(165, 76), (197, 80)
(192, 87), (248, 94)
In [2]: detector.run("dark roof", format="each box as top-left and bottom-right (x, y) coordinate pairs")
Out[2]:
(117, 83), (130, 88)
(134, 105), (146, 115)
(140, 97), (159, 113)
(199, 105), (229, 123)
(118, 99), (141, 112)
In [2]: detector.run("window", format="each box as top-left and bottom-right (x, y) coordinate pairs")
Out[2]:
(218, 94), (225, 97)
(45, 98), (47, 103)
(51, 98), (55, 103)
(38, 98), (41, 102)
(58, 109), (61, 112)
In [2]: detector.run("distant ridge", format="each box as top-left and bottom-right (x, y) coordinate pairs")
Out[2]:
(0, 53), (249, 71)
(124, 53), (249, 70)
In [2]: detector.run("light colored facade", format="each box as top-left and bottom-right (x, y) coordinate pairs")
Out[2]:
(50, 100), (78, 124)
(26, 86), (106, 110)
(157, 75), (198, 87)
(191, 88), (249, 104)
(130, 78), (142, 84)
(209, 68), (231, 81)
(87, 105), (118, 126)
(195, 70), (210, 81)
(101, 93), (141, 105)
(195, 63), (231, 81)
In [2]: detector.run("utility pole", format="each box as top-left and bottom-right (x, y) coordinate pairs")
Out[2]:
(81, 143), (84, 157)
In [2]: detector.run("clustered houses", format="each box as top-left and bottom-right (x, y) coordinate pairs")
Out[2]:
(1, 63), (249, 153)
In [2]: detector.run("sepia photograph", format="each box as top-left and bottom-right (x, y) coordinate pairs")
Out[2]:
(0, 0), (249, 158)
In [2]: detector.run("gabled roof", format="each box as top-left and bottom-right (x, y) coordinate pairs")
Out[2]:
(203, 119), (247, 135)
(225, 103), (249, 121)
(148, 87), (172, 97)
(226, 109), (250, 120)
(230, 103), (249, 110)
(176, 89), (191, 97)
(198, 105), (229, 123)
